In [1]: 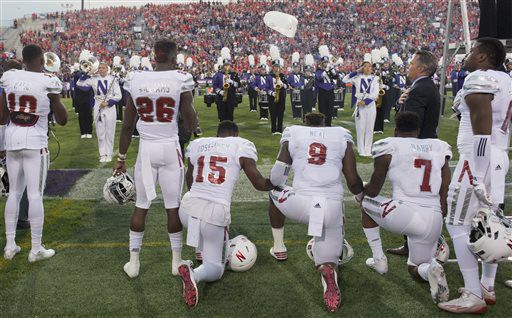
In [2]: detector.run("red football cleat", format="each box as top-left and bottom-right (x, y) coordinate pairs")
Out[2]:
(178, 264), (198, 308)
(318, 264), (341, 312)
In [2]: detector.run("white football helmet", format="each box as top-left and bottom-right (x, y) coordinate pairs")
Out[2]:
(103, 173), (136, 204)
(0, 163), (8, 197)
(306, 238), (354, 266)
(435, 235), (450, 264)
(468, 207), (512, 263)
(225, 235), (257, 272)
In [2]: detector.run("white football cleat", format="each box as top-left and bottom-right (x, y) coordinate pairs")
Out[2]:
(3, 245), (21, 260)
(105, 156), (112, 163)
(481, 284), (496, 305)
(438, 288), (487, 314)
(28, 247), (55, 263)
(172, 259), (193, 276)
(365, 256), (388, 275)
(318, 264), (341, 312)
(505, 280), (512, 288)
(427, 260), (449, 303)
(179, 263), (198, 308)
(270, 247), (287, 261)
(123, 250), (140, 278)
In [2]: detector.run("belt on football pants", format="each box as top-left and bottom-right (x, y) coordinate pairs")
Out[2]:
(139, 141), (157, 202)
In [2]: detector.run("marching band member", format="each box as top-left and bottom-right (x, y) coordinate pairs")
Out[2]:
(315, 45), (336, 127)
(288, 52), (304, 120)
(255, 55), (269, 120)
(266, 46), (288, 135)
(302, 54), (316, 121)
(212, 48), (240, 122)
(343, 59), (379, 157)
(77, 61), (122, 163)
(247, 55), (258, 112)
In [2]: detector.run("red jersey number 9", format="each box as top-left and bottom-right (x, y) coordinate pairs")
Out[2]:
(135, 97), (175, 123)
(308, 142), (327, 165)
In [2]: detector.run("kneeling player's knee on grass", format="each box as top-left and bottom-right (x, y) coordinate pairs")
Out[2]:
(203, 261), (224, 282)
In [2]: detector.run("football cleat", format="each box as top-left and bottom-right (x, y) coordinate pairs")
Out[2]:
(3, 245), (21, 260)
(427, 260), (449, 303)
(28, 247), (55, 263)
(123, 250), (140, 278)
(270, 247), (287, 261)
(438, 288), (487, 314)
(319, 264), (341, 312)
(505, 280), (512, 288)
(172, 260), (193, 276)
(179, 263), (198, 308)
(365, 256), (388, 275)
(481, 284), (496, 305)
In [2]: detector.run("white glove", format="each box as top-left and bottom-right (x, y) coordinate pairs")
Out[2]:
(227, 79), (234, 85)
(218, 91), (224, 97)
(473, 182), (493, 206)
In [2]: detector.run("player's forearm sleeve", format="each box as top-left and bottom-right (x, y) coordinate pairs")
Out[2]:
(473, 135), (491, 181)
(270, 161), (290, 187)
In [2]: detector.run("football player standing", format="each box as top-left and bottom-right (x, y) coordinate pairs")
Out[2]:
(438, 38), (512, 314)
(268, 112), (364, 312)
(360, 111), (452, 304)
(177, 120), (274, 308)
(0, 44), (68, 261)
(113, 39), (198, 278)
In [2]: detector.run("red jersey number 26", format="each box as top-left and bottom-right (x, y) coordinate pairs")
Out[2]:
(135, 97), (175, 123)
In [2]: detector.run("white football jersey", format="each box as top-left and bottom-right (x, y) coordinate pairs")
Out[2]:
(186, 136), (258, 206)
(456, 70), (512, 154)
(124, 70), (195, 141)
(282, 125), (353, 200)
(76, 74), (121, 106)
(0, 69), (62, 150)
(372, 137), (452, 206)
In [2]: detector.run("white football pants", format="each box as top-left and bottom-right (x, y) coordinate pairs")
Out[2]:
(355, 103), (376, 156)
(93, 104), (116, 158)
(4, 149), (49, 252)
(179, 208), (226, 283)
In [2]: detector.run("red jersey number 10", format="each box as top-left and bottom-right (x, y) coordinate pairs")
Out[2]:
(7, 93), (37, 113)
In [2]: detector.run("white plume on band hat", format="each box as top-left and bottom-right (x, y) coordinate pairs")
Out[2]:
(371, 49), (382, 64)
(221, 47), (231, 64)
(318, 45), (330, 60)
(141, 57), (153, 71)
(248, 54), (255, 67)
(129, 55), (141, 69)
(363, 53), (372, 63)
(391, 53), (404, 67)
(269, 44), (281, 66)
(305, 54), (315, 67)
(291, 51), (300, 66)
(380, 47), (389, 61)
(186, 57), (193, 68)
(113, 56), (121, 66)
(263, 11), (298, 38)
(177, 53), (185, 65)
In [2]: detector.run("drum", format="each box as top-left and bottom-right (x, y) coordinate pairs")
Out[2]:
(291, 89), (301, 104)
(204, 94), (215, 106)
(258, 91), (269, 109)
(236, 93), (243, 104)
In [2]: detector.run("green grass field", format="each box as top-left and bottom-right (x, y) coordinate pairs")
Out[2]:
(0, 96), (511, 317)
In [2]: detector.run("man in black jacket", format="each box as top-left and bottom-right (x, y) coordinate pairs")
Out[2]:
(389, 50), (440, 256)
(397, 50), (440, 138)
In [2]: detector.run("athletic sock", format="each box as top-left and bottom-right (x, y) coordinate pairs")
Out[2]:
(271, 227), (285, 251)
(446, 224), (482, 298)
(363, 227), (384, 259)
(129, 230), (144, 252)
(169, 231), (183, 263)
(481, 263), (498, 291)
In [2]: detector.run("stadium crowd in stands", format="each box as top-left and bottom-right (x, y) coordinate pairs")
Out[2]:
(9, 0), (479, 75)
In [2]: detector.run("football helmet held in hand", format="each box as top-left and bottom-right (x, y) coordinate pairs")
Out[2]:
(103, 173), (135, 204)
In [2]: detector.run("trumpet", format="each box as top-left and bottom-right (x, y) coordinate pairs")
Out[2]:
(80, 55), (99, 75)
(223, 70), (230, 102)
(44, 52), (61, 73)
(274, 75), (283, 103)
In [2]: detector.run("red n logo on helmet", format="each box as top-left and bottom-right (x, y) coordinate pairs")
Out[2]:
(235, 250), (246, 262)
